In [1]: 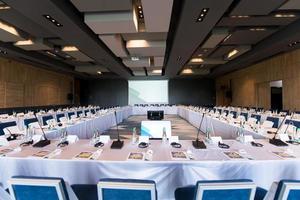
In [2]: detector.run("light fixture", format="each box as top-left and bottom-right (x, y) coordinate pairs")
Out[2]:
(131, 56), (140, 61)
(46, 51), (57, 57)
(62, 46), (78, 52)
(137, 4), (144, 19)
(0, 49), (7, 54)
(288, 41), (300, 47)
(182, 69), (193, 74)
(198, 54), (203, 57)
(230, 15), (250, 18)
(14, 39), (34, 46)
(0, 5), (10, 10)
(227, 49), (239, 59)
(0, 21), (20, 37)
(275, 14), (296, 18)
(249, 28), (266, 31)
(97, 71), (102, 75)
(152, 69), (162, 74)
(190, 58), (204, 63)
(43, 14), (63, 27)
(196, 8), (209, 22)
(223, 34), (232, 42)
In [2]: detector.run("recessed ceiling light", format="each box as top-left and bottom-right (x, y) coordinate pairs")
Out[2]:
(275, 14), (296, 18)
(249, 28), (266, 31)
(190, 58), (204, 63)
(14, 39), (34, 46)
(62, 46), (78, 52)
(43, 14), (63, 27)
(288, 41), (300, 47)
(182, 69), (193, 74)
(231, 15), (249, 18)
(152, 69), (162, 74)
(0, 21), (20, 37)
(227, 49), (239, 59)
(0, 49), (7, 54)
(138, 5), (142, 9)
(97, 71), (102, 75)
(198, 54), (203, 57)
(0, 5), (10, 10)
(196, 8), (209, 22)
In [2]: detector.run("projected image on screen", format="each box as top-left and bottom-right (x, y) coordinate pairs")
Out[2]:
(129, 80), (169, 105)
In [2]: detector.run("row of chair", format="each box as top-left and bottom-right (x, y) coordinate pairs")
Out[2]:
(1, 176), (300, 200)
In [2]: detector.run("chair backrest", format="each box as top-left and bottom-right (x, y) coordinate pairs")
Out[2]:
(42, 115), (54, 126)
(98, 178), (156, 200)
(230, 111), (237, 118)
(266, 116), (280, 128)
(274, 180), (300, 200)
(67, 112), (75, 119)
(248, 117), (257, 125)
(77, 111), (82, 117)
(240, 112), (248, 121)
(0, 121), (17, 136)
(285, 120), (300, 129)
(194, 180), (256, 200)
(8, 176), (69, 200)
(250, 114), (261, 123)
(24, 118), (38, 129)
(262, 120), (274, 129)
(84, 110), (89, 115)
(56, 114), (65, 122)
(91, 109), (96, 114)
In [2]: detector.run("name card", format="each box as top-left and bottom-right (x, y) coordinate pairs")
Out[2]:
(67, 135), (79, 144)
(242, 135), (254, 143)
(99, 135), (111, 144)
(206, 136), (222, 144)
(278, 134), (290, 142)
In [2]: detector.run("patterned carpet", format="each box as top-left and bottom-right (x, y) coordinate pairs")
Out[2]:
(103, 115), (199, 140)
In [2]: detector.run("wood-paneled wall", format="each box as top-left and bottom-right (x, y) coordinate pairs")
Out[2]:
(0, 57), (74, 108)
(216, 49), (300, 110)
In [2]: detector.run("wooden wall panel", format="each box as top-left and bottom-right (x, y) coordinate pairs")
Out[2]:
(0, 57), (74, 108)
(216, 49), (300, 110)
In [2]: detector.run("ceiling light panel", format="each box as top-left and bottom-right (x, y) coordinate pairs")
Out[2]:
(70, 0), (132, 12)
(126, 40), (166, 56)
(189, 58), (228, 65)
(84, 10), (138, 34)
(14, 38), (52, 51)
(99, 34), (128, 57)
(0, 21), (24, 42)
(62, 46), (93, 62)
(224, 45), (251, 60)
(141, 0), (173, 32)
(230, 0), (286, 16)
(202, 28), (229, 48)
(222, 29), (277, 45)
(123, 57), (150, 68)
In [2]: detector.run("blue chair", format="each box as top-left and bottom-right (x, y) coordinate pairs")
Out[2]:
(285, 120), (300, 129)
(24, 118), (38, 128)
(0, 121), (17, 136)
(8, 176), (70, 200)
(56, 113), (65, 122)
(96, 108), (100, 112)
(98, 178), (157, 200)
(41, 115), (54, 126)
(230, 111), (237, 118)
(77, 111), (83, 117)
(91, 109), (96, 114)
(175, 179), (267, 200)
(223, 110), (229, 116)
(266, 117), (280, 128)
(84, 110), (89, 116)
(251, 114), (262, 124)
(67, 112), (75, 119)
(273, 180), (300, 200)
(240, 112), (248, 121)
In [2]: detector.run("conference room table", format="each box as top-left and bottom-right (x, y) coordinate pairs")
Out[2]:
(1, 139), (300, 200)
(178, 106), (267, 139)
(132, 106), (178, 115)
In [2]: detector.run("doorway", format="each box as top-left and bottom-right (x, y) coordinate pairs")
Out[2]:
(270, 80), (283, 111)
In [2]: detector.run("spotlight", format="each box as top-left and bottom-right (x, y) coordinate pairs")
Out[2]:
(43, 14), (63, 27)
(196, 8), (209, 22)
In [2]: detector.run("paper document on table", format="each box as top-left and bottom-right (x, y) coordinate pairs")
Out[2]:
(73, 151), (94, 160)
(171, 151), (189, 160)
(273, 151), (295, 159)
(31, 150), (51, 158)
(127, 152), (145, 161)
(223, 151), (245, 160)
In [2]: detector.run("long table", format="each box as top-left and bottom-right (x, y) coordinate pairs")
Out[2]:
(132, 106), (178, 115)
(178, 107), (266, 139)
(1, 139), (300, 200)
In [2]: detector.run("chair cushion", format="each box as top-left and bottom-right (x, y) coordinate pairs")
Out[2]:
(71, 184), (98, 200)
(175, 185), (195, 200)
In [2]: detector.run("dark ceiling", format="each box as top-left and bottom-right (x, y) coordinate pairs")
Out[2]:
(0, 0), (299, 79)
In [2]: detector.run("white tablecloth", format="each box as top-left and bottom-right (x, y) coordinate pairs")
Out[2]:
(132, 106), (178, 115)
(1, 139), (300, 200)
(178, 107), (266, 139)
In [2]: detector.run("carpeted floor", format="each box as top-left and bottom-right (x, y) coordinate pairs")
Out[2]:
(103, 115), (199, 140)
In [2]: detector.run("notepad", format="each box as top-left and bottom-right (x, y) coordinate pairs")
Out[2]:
(171, 151), (189, 160)
(73, 151), (94, 160)
(273, 151), (295, 159)
(32, 150), (51, 158)
(127, 152), (145, 161)
(223, 151), (244, 160)
(0, 148), (13, 157)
